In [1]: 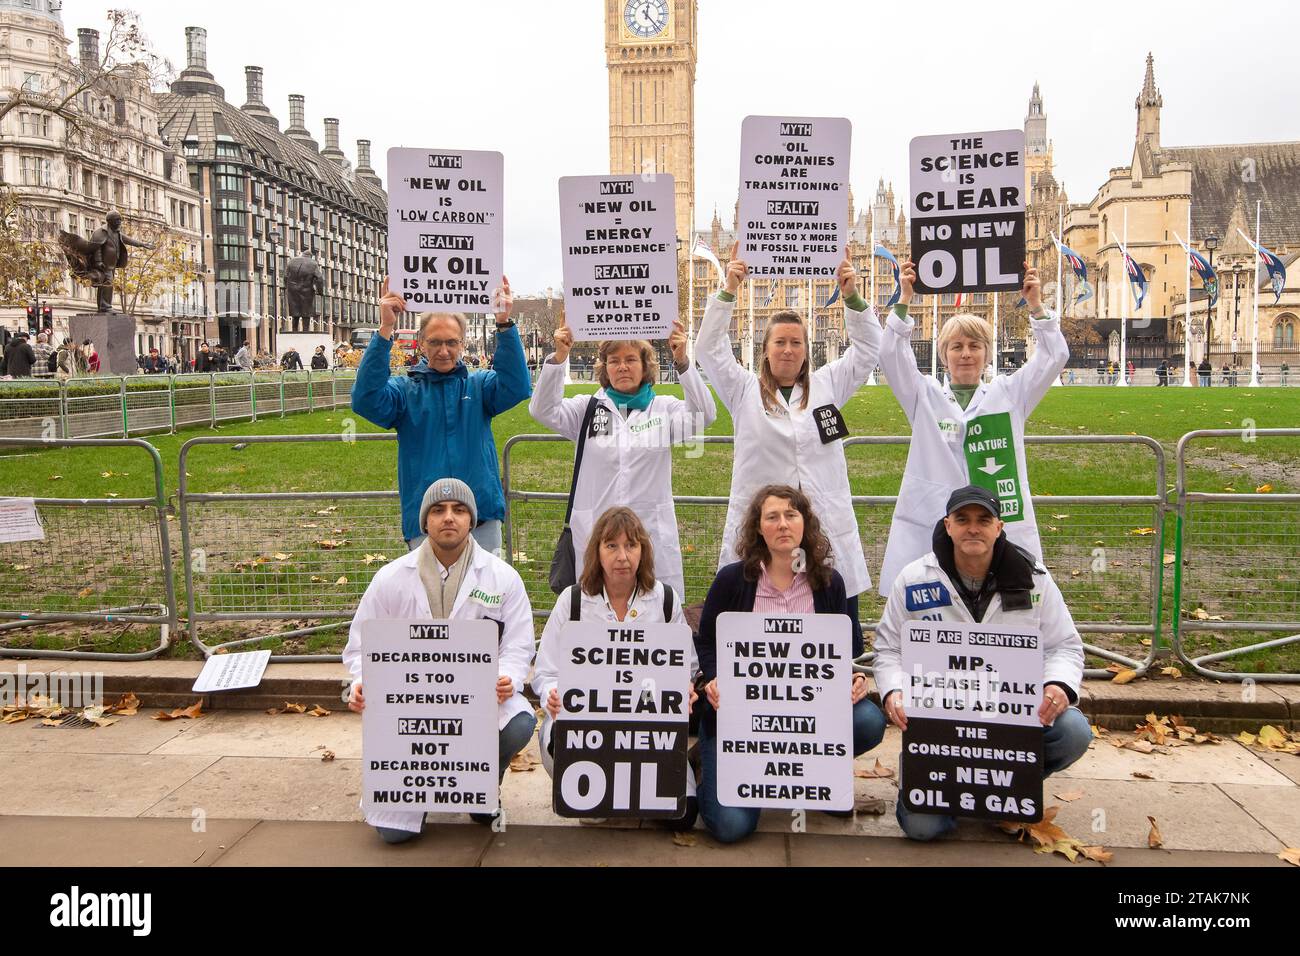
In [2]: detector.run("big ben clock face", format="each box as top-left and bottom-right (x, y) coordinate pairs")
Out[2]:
(624, 0), (669, 38)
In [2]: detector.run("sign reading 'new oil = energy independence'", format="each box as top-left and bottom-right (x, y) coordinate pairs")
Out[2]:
(387, 147), (504, 310)
(559, 174), (678, 341)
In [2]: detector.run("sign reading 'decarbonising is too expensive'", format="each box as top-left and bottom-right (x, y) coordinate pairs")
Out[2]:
(387, 147), (504, 310)
(559, 174), (677, 341)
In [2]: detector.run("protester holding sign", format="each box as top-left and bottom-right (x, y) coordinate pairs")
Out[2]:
(343, 478), (537, 842)
(529, 321), (715, 597)
(875, 261), (1067, 596)
(533, 507), (698, 828)
(352, 277), (530, 553)
(695, 243), (880, 604)
(694, 485), (885, 843)
(874, 485), (1089, 841)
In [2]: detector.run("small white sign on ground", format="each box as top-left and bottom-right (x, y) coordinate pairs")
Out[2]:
(0, 498), (44, 543)
(715, 612), (853, 810)
(192, 650), (272, 693)
(361, 619), (499, 815)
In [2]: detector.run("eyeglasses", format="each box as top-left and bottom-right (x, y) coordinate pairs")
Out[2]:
(423, 338), (463, 351)
(605, 355), (642, 368)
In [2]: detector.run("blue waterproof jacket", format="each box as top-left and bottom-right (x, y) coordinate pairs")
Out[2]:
(350, 328), (531, 541)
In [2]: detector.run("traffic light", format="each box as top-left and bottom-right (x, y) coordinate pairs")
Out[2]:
(25, 305), (37, 332)
(41, 306), (52, 326)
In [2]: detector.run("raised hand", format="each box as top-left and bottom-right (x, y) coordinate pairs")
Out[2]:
(900, 260), (917, 306)
(667, 319), (688, 367)
(725, 240), (749, 295)
(378, 276), (406, 340)
(552, 319), (573, 363)
(1022, 262), (1042, 313)
(836, 249), (857, 300)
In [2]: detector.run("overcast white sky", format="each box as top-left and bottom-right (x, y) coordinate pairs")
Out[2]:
(70, 0), (1299, 295)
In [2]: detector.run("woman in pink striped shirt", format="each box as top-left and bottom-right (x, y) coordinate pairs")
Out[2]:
(693, 484), (885, 843)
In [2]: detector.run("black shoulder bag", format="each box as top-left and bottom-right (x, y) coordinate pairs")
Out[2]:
(548, 396), (601, 594)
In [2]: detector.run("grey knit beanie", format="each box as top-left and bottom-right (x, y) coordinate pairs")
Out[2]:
(419, 477), (478, 531)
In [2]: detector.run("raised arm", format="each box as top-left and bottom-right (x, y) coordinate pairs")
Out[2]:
(877, 259), (928, 420)
(817, 251), (883, 407)
(665, 319), (718, 439)
(1006, 265), (1069, 415)
(480, 275), (533, 416)
(528, 319), (589, 438)
(694, 241), (755, 411)
(349, 277), (407, 429)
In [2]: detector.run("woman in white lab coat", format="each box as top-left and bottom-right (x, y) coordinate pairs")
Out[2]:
(694, 242), (881, 602)
(529, 319), (716, 598)
(875, 261), (1067, 597)
(532, 506), (699, 829)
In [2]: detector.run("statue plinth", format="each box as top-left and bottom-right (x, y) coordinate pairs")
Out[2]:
(67, 313), (137, 377)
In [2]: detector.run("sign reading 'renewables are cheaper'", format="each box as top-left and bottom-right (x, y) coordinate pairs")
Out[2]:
(715, 612), (853, 811)
(552, 621), (692, 819)
(361, 619), (499, 815)
(899, 619), (1044, 823)
(737, 116), (851, 279)
(909, 129), (1025, 294)
(387, 148), (503, 311)
(558, 174), (678, 341)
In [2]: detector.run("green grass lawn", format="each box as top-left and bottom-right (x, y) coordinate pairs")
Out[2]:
(2, 382), (1297, 671)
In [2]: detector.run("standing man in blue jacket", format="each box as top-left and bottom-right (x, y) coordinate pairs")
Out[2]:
(352, 276), (530, 554)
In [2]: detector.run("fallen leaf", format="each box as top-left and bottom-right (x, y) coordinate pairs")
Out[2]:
(265, 707), (280, 715)
(321, 750), (336, 762)
(1236, 731), (1258, 746)
(1147, 816), (1163, 848)
(854, 797), (888, 815)
(1122, 739), (1157, 754)
(12, 564), (31, 571)
(508, 752), (538, 772)
(335, 576), (348, 585)
(272, 552), (293, 561)
(1051, 513), (1071, 519)
(152, 700), (204, 721)
(1090, 724), (1109, 738)
(1140, 638), (1152, 647)
(1111, 668), (1138, 685)
(1000, 806), (1110, 864)
(76, 586), (94, 599)
(1129, 527), (1157, 536)
(671, 831), (697, 847)
(307, 704), (331, 717)
(315, 506), (338, 515)
(106, 493), (119, 498)
(1132, 771), (1154, 780)
(316, 539), (347, 550)
(1054, 790), (1085, 802)
(310, 576), (323, 583)
(280, 702), (307, 714)
(1163, 552), (1176, 566)
(49, 475), (62, 480)
(1256, 484), (1273, 493)
(107, 692), (140, 716)
(1080, 845), (1114, 864)
(1279, 848), (1300, 867)
(1160, 667), (1183, 679)
(853, 758), (895, 779)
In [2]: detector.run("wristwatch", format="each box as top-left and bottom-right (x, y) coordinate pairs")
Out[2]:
(494, 320), (515, 329)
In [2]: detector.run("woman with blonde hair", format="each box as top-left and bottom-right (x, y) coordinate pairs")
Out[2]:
(875, 261), (1067, 596)
(530, 318), (715, 598)
(694, 242), (881, 609)
(533, 506), (698, 829)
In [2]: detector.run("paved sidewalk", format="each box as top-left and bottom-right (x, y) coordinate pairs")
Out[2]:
(0, 700), (1296, 866)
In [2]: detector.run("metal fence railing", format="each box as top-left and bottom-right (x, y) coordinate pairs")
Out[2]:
(503, 433), (1169, 679)
(177, 433), (402, 662)
(1171, 428), (1300, 682)
(0, 369), (359, 440)
(0, 438), (177, 660)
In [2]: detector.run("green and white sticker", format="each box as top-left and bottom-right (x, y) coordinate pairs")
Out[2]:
(963, 412), (1024, 522)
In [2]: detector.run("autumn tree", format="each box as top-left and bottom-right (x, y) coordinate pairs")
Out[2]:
(0, 185), (65, 306)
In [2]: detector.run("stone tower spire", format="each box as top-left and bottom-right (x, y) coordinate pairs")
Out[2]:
(1135, 53), (1162, 148)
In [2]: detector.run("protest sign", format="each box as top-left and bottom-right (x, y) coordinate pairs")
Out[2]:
(192, 650), (271, 693)
(0, 498), (44, 543)
(900, 619), (1045, 822)
(737, 115), (851, 279)
(361, 619), (499, 815)
(909, 129), (1025, 294)
(715, 612), (852, 810)
(558, 174), (678, 341)
(387, 148), (504, 310)
(552, 621), (692, 818)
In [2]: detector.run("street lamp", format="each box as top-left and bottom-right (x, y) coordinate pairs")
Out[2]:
(269, 227), (282, 353)
(1203, 234), (1218, 366)
(1232, 263), (1243, 377)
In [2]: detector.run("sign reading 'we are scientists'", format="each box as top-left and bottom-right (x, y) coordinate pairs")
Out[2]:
(558, 174), (678, 341)
(387, 147), (504, 310)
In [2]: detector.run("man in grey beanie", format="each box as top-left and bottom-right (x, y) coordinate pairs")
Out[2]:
(342, 476), (537, 843)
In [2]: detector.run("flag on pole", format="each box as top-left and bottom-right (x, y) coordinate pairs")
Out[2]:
(953, 292), (965, 308)
(691, 237), (724, 283)
(1122, 251), (1148, 310)
(1051, 234), (1094, 305)
(1173, 233), (1218, 308)
(1237, 230), (1288, 305)
(826, 282), (841, 308)
(873, 246), (901, 308)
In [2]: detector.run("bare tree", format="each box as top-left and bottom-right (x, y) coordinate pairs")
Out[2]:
(0, 185), (65, 305)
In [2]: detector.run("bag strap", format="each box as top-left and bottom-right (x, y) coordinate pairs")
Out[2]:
(562, 396), (601, 527)
(569, 584), (582, 622)
(662, 585), (675, 621)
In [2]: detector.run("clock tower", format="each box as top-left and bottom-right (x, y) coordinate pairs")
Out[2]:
(605, 0), (697, 249)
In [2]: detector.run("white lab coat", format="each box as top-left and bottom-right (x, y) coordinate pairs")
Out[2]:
(876, 306), (1067, 596)
(342, 543), (536, 833)
(531, 581), (694, 777)
(872, 550), (1084, 702)
(528, 359), (716, 598)
(695, 294), (881, 597)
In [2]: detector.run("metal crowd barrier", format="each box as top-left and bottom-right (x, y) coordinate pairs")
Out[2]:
(0, 438), (177, 660)
(0, 369), (359, 440)
(503, 433), (1169, 680)
(177, 433), (402, 662)
(1171, 428), (1300, 682)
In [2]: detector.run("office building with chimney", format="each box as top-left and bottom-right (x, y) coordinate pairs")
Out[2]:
(157, 26), (387, 355)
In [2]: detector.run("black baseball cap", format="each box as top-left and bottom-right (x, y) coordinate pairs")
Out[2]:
(945, 485), (1001, 518)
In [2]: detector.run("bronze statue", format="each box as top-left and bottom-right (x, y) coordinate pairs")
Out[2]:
(284, 252), (324, 319)
(59, 212), (155, 312)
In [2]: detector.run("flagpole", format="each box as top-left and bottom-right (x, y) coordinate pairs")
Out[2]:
(931, 295), (939, 379)
(687, 213), (695, 366)
(992, 292), (999, 378)
(1050, 203), (1063, 387)
(747, 281), (755, 372)
(1182, 204), (1193, 386)
(867, 217), (878, 384)
(1250, 199), (1261, 387)
(1117, 208), (1129, 387)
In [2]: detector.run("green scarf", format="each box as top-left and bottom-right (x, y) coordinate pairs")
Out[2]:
(605, 381), (654, 412)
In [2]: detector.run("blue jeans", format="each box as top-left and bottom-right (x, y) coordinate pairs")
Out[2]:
(895, 706), (1092, 842)
(376, 710), (537, 844)
(405, 519), (504, 557)
(698, 699), (886, 844)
